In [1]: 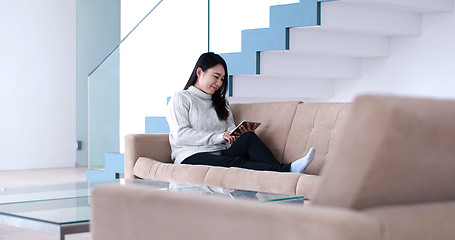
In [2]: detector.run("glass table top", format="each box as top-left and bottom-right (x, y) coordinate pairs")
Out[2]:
(167, 182), (304, 203)
(0, 179), (304, 226)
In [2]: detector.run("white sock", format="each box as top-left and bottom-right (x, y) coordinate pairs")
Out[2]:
(290, 147), (316, 173)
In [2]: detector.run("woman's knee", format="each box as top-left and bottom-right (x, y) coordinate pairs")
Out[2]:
(227, 156), (248, 167)
(239, 131), (257, 140)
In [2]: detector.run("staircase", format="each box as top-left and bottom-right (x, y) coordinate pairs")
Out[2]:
(222, 0), (454, 102)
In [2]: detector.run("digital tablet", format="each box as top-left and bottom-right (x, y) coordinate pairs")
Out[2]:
(229, 120), (261, 136)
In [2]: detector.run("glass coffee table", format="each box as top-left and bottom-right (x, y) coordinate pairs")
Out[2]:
(0, 179), (304, 239)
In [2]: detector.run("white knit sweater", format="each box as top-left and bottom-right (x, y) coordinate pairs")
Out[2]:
(166, 86), (236, 164)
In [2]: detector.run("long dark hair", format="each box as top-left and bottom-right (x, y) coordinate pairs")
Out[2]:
(184, 52), (229, 121)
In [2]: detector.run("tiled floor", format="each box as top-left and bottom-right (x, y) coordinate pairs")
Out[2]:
(0, 167), (91, 240)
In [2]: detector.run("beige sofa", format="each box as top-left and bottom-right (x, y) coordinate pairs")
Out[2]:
(125, 100), (351, 198)
(92, 95), (455, 240)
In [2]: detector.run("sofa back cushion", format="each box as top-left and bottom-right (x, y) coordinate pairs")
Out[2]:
(312, 95), (455, 210)
(283, 103), (351, 175)
(230, 101), (300, 162)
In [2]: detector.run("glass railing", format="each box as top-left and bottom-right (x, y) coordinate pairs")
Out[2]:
(87, 0), (209, 169)
(87, 0), (308, 170)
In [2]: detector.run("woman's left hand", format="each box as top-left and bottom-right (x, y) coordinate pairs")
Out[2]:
(223, 132), (237, 145)
(238, 122), (257, 135)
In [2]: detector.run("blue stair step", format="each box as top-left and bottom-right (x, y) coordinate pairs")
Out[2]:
(145, 97), (170, 133)
(222, 52), (259, 75)
(86, 152), (124, 181)
(86, 168), (117, 181)
(145, 116), (169, 133)
(105, 152), (124, 173)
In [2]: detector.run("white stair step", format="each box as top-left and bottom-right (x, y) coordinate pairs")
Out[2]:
(290, 26), (390, 57)
(228, 97), (306, 104)
(232, 75), (334, 99)
(339, 0), (454, 13)
(320, 1), (422, 36)
(260, 51), (361, 78)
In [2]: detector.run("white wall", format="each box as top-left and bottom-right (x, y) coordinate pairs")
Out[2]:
(331, 10), (455, 102)
(0, 0), (76, 170)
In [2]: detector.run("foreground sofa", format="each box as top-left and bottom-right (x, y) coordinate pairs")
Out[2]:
(125, 101), (351, 198)
(92, 95), (455, 240)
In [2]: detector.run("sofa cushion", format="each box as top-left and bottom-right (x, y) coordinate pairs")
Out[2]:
(283, 103), (351, 175)
(312, 95), (455, 210)
(133, 157), (320, 196)
(203, 166), (303, 195)
(230, 101), (300, 162)
(133, 157), (211, 186)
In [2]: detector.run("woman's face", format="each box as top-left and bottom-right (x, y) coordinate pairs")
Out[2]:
(194, 64), (225, 95)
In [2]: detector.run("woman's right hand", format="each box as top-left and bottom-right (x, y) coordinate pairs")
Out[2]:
(223, 132), (237, 145)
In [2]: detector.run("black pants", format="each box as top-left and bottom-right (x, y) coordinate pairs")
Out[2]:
(182, 132), (291, 172)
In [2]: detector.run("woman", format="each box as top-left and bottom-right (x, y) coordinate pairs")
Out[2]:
(166, 52), (315, 173)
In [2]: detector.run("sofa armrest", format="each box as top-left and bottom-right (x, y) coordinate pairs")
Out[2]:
(364, 201), (455, 240)
(124, 134), (172, 179)
(91, 184), (381, 240)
